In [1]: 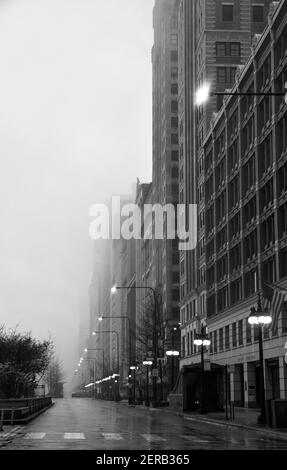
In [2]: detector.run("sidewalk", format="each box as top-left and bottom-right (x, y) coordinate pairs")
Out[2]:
(119, 400), (287, 441)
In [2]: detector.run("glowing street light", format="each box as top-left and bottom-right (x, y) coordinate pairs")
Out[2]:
(195, 83), (211, 106)
(111, 285), (118, 294)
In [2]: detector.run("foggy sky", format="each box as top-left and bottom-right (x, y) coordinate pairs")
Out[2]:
(0, 0), (153, 384)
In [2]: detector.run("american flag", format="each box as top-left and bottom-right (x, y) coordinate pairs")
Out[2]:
(262, 282), (287, 334)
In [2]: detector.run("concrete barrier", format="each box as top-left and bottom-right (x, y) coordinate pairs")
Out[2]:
(0, 397), (53, 424)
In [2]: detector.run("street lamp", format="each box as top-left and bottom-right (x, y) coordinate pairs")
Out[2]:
(194, 324), (211, 415)
(166, 326), (180, 391)
(111, 284), (161, 407)
(248, 293), (272, 425)
(142, 360), (153, 407)
(195, 81), (286, 106)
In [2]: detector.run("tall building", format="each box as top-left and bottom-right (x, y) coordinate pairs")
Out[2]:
(151, 0), (181, 385)
(177, 0), (276, 409)
(178, 0), (287, 409)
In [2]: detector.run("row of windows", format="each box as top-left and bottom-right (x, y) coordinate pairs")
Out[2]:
(206, 251), (287, 315)
(216, 42), (241, 58)
(205, 165), (287, 220)
(221, 4), (264, 23)
(181, 308), (287, 358)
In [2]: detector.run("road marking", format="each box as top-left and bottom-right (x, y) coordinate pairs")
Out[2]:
(181, 435), (209, 443)
(184, 416), (226, 427)
(0, 426), (22, 439)
(64, 433), (85, 440)
(141, 434), (167, 442)
(24, 433), (46, 440)
(102, 433), (124, 441)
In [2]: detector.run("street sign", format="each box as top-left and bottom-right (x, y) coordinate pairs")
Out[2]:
(152, 369), (159, 377)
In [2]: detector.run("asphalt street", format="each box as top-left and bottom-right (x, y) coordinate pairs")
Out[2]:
(1, 398), (287, 450)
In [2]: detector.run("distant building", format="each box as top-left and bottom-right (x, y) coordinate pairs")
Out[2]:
(152, 0), (181, 395)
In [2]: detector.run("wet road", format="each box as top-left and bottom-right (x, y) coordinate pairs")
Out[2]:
(1, 398), (287, 450)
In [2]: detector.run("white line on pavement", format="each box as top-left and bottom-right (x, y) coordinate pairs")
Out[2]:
(102, 433), (124, 441)
(141, 434), (167, 442)
(180, 435), (209, 443)
(24, 433), (46, 440)
(64, 433), (85, 440)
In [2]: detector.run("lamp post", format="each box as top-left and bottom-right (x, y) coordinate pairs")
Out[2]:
(194, 325), (211, 415)
(166, 326), (180, 391)
(93, 330), (120, 400)
(143, 360), (153, 407)
(130, 365), (139, 404)
(112, 285), (161, 407)
(248, 292), (272, 425)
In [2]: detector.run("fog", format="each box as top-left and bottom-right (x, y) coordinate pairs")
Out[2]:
(0, 0), (153, 384)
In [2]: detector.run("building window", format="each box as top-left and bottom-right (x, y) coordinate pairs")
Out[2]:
(171, 34), (178, 45)
(170, 51), (178, 62)
(222, 4), (234, 22)
(232, 323), (237, 348)
(238, 320), (243, 345)
(252, 5), (264, 22)
(213, 330), (218, 353)
(225, 326), (230, 350)
(246, 319), (252, 344)
(171, 84), (178, 95)
(219, 328), (224, 351)
(216, 42), (226, 57)
(171, 100), (178, 113)
(282, 302), (287, 333)
(279, 248), (287, 279)
(261, 215), (275, 250)
(230, 245), (241, 272)
(230, 278), (242, 305)
(217, 286), (228, 311)
(171, 66), (178, 79)
(244, 270), (257, 297)
(171, 150), (179, 161)
(230, 42), (241, 57)
(217, 67), (227, 84)
(171, 134), (178, 145)
(171, 117), (178, 128)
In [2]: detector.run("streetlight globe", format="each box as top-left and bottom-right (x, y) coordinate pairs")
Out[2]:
(248, 314), (259, 325)
(143, 360), (153, 366)
(98, 317), (103, 322)
(92, 331), (96, 336)
(111, 286), (117, 294)
(195, 83), (211, 106)
(259, 315), (272, 325)
(84, 348), (88, 353)
(194, 339), (203, 346)
(203, 339), (211, 347)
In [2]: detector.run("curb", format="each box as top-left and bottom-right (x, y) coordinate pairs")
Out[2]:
(118, 401), (287, 441)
